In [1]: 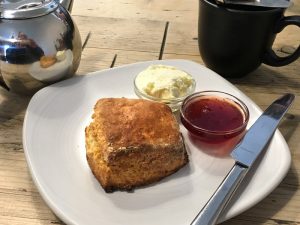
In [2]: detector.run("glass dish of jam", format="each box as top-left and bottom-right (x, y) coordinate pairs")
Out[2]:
(180, 91), (249, 154)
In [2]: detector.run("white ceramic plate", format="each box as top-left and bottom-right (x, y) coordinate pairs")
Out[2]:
(23, 60), (291, 225)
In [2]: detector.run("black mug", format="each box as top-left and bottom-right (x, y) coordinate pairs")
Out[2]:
(198, 0), (300, 78)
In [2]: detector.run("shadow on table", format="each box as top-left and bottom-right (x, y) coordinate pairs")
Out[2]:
(228, 64), (300, 90)
(0, 88), (31, 123)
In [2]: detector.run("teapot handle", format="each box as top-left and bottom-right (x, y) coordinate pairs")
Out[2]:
(59, 0), (74, 12)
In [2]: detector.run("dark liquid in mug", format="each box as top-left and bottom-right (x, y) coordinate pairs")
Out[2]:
(206, 0), (277, 11)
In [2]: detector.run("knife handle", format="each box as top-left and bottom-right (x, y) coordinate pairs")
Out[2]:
(191, 163), (248, 225)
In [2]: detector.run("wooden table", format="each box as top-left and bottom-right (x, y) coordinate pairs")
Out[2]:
(1, 0), (300, 224)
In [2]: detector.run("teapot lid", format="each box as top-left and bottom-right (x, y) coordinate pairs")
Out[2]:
(0, 0), (59, 19)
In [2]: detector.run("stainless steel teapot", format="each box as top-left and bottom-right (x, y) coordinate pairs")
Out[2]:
(0, 0), (82, 95)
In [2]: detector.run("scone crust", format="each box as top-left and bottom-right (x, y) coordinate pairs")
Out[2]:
(85, 98), (188, 192)
(93, 98), (180, 150)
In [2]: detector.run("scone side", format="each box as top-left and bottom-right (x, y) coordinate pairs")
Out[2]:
(104, 137), (189, 191)
(85, 124), (112, 191)
(86, 123), (189, 192)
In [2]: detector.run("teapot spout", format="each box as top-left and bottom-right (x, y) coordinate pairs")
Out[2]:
(59, 0), (74, 12)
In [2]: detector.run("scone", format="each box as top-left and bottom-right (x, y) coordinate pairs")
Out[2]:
(85, 98), (188, 192)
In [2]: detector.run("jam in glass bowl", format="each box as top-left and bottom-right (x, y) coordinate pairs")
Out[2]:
(180, 91), (249, 155)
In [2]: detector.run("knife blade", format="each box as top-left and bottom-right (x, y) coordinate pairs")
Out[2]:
(216, 0), (291, 8)
(191, 93), (295, 225)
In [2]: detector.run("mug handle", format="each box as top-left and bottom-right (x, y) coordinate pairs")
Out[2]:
(263, 16), (300, 66)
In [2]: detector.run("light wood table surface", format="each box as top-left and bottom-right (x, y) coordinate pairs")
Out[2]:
(1, 0), (300, 224)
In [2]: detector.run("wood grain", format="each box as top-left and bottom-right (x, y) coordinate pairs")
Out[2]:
(0, 0), (299, 224)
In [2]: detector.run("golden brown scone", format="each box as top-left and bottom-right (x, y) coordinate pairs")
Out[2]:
(40, 55), (57, 68)
(85, 98), (188, 192)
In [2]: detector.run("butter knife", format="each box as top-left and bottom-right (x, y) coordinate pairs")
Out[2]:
(191, 93), (295, 225)
(216, 0), (291, 8)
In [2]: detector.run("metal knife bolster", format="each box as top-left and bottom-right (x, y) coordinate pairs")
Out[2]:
(231, 93), (295, 168)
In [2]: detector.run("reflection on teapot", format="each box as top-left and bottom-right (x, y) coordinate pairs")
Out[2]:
(0, 0), (82, 95)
